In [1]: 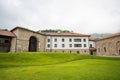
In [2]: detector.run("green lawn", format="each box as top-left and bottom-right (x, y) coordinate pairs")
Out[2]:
(0, 52), (120, 80)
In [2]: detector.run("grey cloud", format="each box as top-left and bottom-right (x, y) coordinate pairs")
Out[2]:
(0, 0), (120, 33)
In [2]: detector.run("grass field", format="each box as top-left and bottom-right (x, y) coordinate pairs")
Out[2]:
(0, 52), (120, 80)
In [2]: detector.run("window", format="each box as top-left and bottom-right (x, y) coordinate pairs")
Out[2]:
(90, 44), (92, 48)
(4, 40), (9, 43)
(47, 44), (50, 48)
(83, 39), (86, 42)
(69, 39), (72, 42)
(74, 44), (82, 47)
(98, 48), (100, 52)
(62, 38), (65, 42)
(54, 38), (57, 42)
(74, 39), (81, 42)
(47, 39), (50, 42)
(62, 44), (65, 47)
(104, 47), (107, 52)
(84, 44), (87, 47)
(69, 44), (72, 47)
(54, 44), (57, 47)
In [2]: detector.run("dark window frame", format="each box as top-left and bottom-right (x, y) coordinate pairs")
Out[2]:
(74, 44), (82, 47)
(84, 44), (87, 47)
(62, 44), (65, 47)
(62, 38), (65, 42)
(47, 44), (50, 48)
(47, 39), (50, 42)
(54, 38), (57, 42)
(54, 44), (57, 47)
(69, 44), (72, 47)
(74, 39), (81, 42)
(83, 39), (86, 42)
(69, 39), (72, 42)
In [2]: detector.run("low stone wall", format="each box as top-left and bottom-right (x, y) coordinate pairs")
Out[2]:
(46, 49), (90, 54)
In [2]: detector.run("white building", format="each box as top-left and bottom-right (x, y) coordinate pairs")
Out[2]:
(89, 37), (96, 55)
(44, 32), (90, 54)
(89, 37), (96, 48)
(1, 26), (96, 55)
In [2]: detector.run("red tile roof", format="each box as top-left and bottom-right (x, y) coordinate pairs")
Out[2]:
(43, 32), (90, 37)
(0, 30), (15, 37)
(11, 26), (34, 32)
(89, 37), (96, 41)
(98, 32), (120, 40)
(11, 26), (44, 35)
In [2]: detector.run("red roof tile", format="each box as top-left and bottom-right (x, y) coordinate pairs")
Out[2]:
(98, 32), (120, 40)
(0, 30), (15, 37)
(43, 32), (90, 37)
(89, 37), (96, 41)
(11, 26), (44, 35)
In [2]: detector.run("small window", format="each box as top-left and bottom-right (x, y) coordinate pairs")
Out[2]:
(69, 39), (72, 42)
(90, 44), (92, 48)
(62, 44), (65, 47)
(69, 44), (72, 47)
(62, 38), (65, 42)
(5, 40), (9, 43)
(54, 44), (57, 47)
(47, 44), (50, 48)
(47, 39), (50, 42)
(83, 39), (86, 42)
(104, 47), (107, 52)
(84, 44), (87, 47)
(54, 38), (57, 42)
(98, 48), (100, 52)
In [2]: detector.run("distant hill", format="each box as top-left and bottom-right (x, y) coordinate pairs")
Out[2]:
(90, 33), (111, 38)
(37, 29), (73, 33)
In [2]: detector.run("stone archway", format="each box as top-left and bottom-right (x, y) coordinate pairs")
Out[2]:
(116, 41), (120, 55)
(29, 36), (37, 52)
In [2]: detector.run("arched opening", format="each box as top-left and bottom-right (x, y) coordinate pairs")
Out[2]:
(116, 41), (120, 55)
(76, 51), (80, 54)
(29, 36), (37, 52)
(104, 47), (106, 52)
(90, 51), (93, 55)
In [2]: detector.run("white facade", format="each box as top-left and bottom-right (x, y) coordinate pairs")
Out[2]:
(89, 41), (96, 48)
(46, 36), (89, 51)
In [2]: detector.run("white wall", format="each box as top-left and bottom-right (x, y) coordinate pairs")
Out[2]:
(46, 36), (89, 50)
(89, 41), (96, 48)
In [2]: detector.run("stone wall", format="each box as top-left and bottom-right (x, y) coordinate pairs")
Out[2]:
(46, 49), (90, 54)
(10, 27), (46, 52)
(96, 36), (120, 56)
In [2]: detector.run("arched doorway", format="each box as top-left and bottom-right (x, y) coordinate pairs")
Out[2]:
(29, 36), (37, 52)
(116, 41), (120, 55)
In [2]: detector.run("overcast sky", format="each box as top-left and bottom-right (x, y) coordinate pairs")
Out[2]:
(0, 0), (120, 34)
